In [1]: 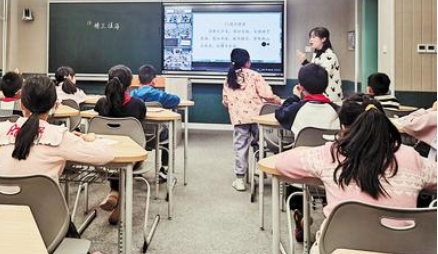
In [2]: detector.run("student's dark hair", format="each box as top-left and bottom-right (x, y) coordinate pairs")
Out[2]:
(331, 94), (401, 199)
(138, 64), (157, 84)
(0, 72), (23, 98)
(227, 48), (250, 90)
(368, 72), (391, 96)
(12, 76), (57, 160)
(309, 27), (333, 51)
(102, 65), (133, 115)
(54, 66), (78, 94)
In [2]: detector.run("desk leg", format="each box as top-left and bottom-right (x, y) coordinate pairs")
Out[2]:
(303, 184), (310, 254)
(272, 176), (280, 254)
(259, 124), (265, 230)
(125, 164), (134, 254)
(184, 107), (188, 185)
(168, 120), (175, 219)
(155, 124), (161, 199)
(279, 131), (284, 212)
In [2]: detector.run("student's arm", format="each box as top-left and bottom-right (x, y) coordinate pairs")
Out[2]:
(136, 101), (146, 121)
(255, 74), (281, 104)
(75, 88), (87, 104)
(399, 109), (437, 146)
(222, 83), (229, 108)
(419, 156), (437, 192)
(274, 98), (303, 130)
(157, 91), (180, 109)
(275, 145), (326, 179)
(57, 132), (115, 165)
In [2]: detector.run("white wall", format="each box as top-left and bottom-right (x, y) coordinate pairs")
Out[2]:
(378, 0), (395, 91)
(5, 0), (356, 80)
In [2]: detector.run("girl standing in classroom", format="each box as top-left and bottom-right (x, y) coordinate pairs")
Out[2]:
(222, 48), (281, 191)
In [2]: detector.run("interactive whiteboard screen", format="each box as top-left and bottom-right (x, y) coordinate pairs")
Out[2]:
(163, 3), (284, 76)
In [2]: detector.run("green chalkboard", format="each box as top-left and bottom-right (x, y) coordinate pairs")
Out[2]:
(49, 2), (163, 75)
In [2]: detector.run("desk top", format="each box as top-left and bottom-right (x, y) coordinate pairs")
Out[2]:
(252, 113), (280, 127)
(84, 95), (194, 108)
(333, 250), (396, 254)
(0, 205), (48, 254)
(80, 109), (181, 121)
(98, 135), (148, 163)
(53, 104), (79, 118)
(258, 153), (323, 185)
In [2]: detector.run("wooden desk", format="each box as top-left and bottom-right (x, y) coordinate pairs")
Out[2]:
(71, 135), (147, 254)
(258, 154), (322, 254)
(80, 109), (181, 219)
(53, 104), (80, 130)
(0, 205), (48, 254)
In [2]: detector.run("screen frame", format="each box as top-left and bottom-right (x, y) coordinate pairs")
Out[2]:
(162, 1), (286, 84)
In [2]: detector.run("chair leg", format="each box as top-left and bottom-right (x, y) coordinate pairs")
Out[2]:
(286, 191), (303, 254)
(135, 176), (160, 253)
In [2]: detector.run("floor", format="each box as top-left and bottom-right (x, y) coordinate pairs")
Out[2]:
(69, 129), (323, 254)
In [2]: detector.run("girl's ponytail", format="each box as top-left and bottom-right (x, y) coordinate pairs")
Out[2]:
(331, 95), (401, 199)
(103, 77), (124, 116)
(227, 48), (250, 90)
(12, 113), (40, 160)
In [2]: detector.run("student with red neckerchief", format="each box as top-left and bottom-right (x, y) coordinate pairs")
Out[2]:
(275, 63), (340, 136)
(94, 65), (146, 225)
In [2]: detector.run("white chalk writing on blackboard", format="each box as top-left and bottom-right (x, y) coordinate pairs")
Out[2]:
(86, 20), (120, 30)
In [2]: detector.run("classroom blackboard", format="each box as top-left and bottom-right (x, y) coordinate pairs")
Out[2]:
(48, 2), (163, 75)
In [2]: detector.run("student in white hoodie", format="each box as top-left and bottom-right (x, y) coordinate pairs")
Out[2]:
(54, 66), (87, 105)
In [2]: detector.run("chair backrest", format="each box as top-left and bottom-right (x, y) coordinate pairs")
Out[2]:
(0, 175), (70, 253)
(61, 99), (81, 131)
(293, 127), (339, 148)
(384, 108), (416, 118)
(259, 103), (292, 152)
(87, 116), (146, 147)
(0, 114), (20, 123)
(319, 201), (437, 254)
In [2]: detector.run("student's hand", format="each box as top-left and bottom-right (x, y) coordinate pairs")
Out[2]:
(82, 133), (96, 142)
(433, 101), (437, 111)
(14, 68), (22, 75)
(293, 85), (302, 98)
(296, 50), (306, 64)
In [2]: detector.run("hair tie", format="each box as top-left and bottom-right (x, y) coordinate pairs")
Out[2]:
(365, 104), (377, 111)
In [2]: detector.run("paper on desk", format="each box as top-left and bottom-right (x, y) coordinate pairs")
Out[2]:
(147, 107), (165, 112)
(96, 137), (119, 145)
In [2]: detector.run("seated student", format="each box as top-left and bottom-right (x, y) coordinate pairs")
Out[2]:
(130, 64), (180, 108)
(94, 65), (147, 225)
(0, 72), (23, 117)
(275, 63), (340, 136)
(0, 75), (114, 183)
(276, 94), (437, 254)
(130, 64), (179, 183)
(55, 66), (87, 105)
(367, 72), (400, 109)
(398, 101), (437, 160)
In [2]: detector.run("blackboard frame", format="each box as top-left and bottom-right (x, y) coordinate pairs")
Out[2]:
(47, 0), (163, 81)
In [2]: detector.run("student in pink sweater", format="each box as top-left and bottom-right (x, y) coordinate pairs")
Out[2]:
(223, 48), (281, 191)
(0, 76), (114, 183)
(275, 94), (437, 254)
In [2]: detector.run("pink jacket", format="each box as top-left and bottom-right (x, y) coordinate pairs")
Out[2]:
(399, 109), (437, 148)
(222, 69), (280, 125)
(275, 143), (437, 217)
(0, 118), (115, 183)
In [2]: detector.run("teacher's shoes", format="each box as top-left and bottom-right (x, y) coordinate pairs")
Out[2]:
(232, 178), (246, 191)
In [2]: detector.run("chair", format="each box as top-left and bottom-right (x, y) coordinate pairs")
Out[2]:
(285, 127), (339, 254)
(86, 116), (159, 252)
(0, 175), (90, 254)
(0, 114), (20, 122)
(250, 103), (293, 202)
(319, 201), (437, 254)
(61, 99), (82, 131)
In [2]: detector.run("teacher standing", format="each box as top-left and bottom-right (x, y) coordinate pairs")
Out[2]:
(297, 27), (342, 102)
